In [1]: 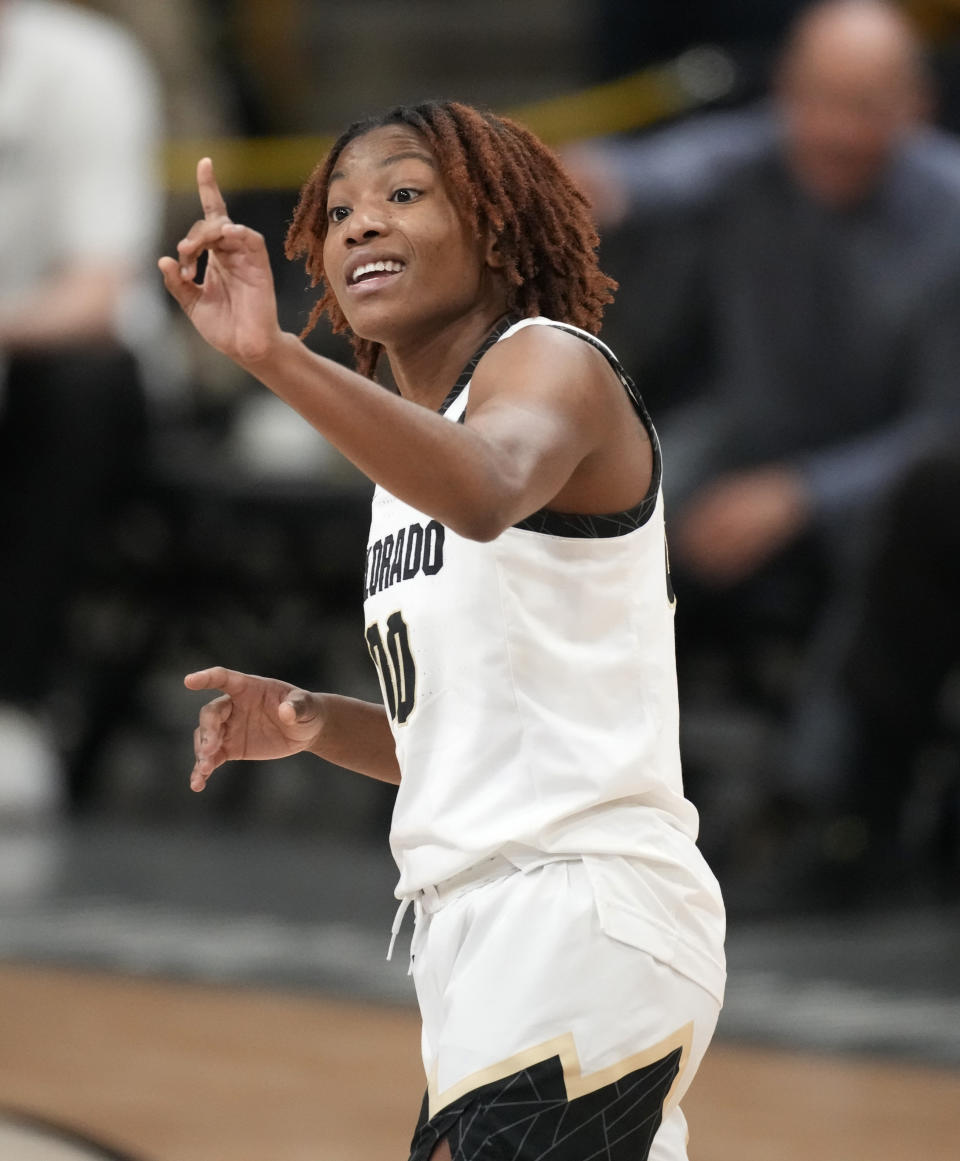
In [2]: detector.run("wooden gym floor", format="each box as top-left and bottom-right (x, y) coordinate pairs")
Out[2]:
(1, 962), (959, 1161)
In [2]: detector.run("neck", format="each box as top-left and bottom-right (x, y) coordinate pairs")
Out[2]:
(384, 304), (510, 410)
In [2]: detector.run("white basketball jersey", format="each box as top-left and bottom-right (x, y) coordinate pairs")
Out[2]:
(363, 317), (725, 1002)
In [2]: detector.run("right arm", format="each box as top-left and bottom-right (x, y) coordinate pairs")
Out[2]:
(160, 163), (623, 543)
(186, 667), (400, 792)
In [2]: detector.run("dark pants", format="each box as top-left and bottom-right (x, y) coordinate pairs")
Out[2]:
(840, 449), (960, 854)
(0, 344), (147, 705)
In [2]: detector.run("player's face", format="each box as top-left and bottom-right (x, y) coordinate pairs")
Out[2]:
(322, 126), (505, 347)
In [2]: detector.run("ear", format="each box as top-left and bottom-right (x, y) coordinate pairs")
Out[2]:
(484, 230), (505, 270)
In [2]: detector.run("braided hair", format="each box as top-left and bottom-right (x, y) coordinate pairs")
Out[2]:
(285, 100), (616, 378)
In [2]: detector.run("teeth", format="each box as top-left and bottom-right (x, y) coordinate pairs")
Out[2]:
(351, 259), (404, 283)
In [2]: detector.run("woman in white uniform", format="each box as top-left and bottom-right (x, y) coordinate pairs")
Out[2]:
(160, 100), (725, 1161)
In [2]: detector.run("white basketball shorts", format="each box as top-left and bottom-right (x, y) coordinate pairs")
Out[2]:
(405, 856), (721, 1161)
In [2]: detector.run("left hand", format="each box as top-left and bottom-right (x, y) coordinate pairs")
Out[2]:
(158, 157), (283, 366)
(671, 466), (812, 586)
(184, 667), (326, 793)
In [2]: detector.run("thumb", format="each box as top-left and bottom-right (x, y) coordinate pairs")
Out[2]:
(158, 255), (203, 315)
(279, 691), (314, 723)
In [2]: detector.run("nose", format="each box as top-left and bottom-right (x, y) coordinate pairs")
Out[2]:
(345, 204), (387, 245)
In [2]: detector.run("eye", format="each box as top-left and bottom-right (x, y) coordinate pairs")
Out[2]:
(327, 205), (350, 224)
(390, 187), (421, 204)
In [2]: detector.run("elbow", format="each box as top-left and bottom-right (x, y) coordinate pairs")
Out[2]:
(444, 488), (515, 542)
(441, 457), (526, 541)
(447, 508), (509, 543)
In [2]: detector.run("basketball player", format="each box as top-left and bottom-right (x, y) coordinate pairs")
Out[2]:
(159, 101), (726, 1161)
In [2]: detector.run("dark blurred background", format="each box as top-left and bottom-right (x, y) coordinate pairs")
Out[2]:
(1, 0), (958, 1077)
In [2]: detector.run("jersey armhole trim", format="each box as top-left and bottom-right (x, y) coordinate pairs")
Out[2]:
(509, 320), (662, 539)
(437, 315), (518, 418)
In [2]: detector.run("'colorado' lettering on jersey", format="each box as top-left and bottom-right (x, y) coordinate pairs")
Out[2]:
(364, 519), (445, 598)
(363, 316), (726, 1008)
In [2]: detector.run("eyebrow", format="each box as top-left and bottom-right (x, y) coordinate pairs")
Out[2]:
(329, 149), (437, 185)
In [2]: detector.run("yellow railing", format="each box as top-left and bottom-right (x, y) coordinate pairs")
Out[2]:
(163, 54), (730, 194)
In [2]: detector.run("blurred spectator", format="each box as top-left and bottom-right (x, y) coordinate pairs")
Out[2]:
(79, 0), (236, 140)
(0, 0), (169, 814)
(564, 0), (960, 877)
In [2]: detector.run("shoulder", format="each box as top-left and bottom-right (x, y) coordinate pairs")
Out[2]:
(881, 129), (960, 258)
(465, 320), (628, 445)
(474, 320), (619, 396)
(899, 128), (960, 198)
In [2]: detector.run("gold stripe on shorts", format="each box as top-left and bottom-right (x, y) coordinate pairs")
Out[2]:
(428, 1022), (693, 1118)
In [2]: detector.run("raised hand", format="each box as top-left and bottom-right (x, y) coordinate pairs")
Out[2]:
(184, 666), (325, 792)
(158, 158), (284, 365)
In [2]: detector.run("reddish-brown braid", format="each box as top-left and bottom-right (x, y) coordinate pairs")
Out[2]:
(284, 100), (617, 380)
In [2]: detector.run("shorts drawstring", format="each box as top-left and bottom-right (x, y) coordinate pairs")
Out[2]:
(386, 856), (519, 971)
(386, 896), (412, 963)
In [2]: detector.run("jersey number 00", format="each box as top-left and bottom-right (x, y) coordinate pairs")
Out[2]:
(366, 612), (416, 724)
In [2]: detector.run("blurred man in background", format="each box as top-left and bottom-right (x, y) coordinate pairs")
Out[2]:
(0, 0), (167, 815)
(565, 0), (960, 898)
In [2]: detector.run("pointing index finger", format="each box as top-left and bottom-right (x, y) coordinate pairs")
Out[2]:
(184, 665), (245, 694)
(197, 156), (228, 220)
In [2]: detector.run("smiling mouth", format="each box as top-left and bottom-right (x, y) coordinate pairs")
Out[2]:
(349, 259), (406, 286)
